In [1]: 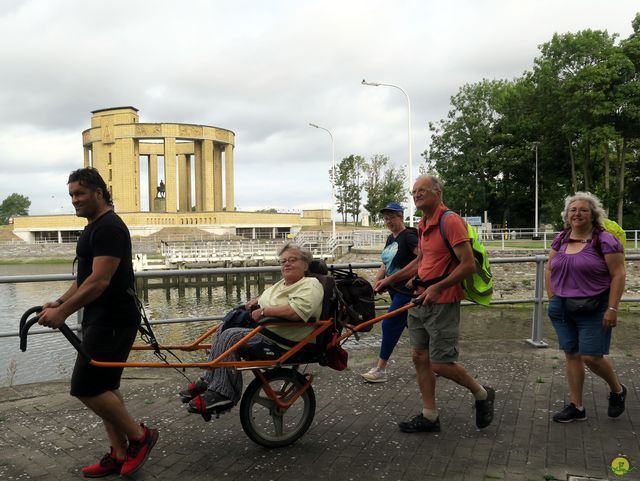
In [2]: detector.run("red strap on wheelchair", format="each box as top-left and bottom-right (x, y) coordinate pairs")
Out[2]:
(190, 395), (207, 413)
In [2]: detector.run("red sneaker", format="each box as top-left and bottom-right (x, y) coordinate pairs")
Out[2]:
(120, 424), (159, 476)
(81, 447), (124, 478)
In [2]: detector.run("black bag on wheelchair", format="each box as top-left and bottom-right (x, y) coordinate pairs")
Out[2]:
(331, 265), (376, 332)
(220, 307), (253, 332)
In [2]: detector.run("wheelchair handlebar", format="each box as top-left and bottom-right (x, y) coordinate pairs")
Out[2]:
(19, 306), (91, 361)
(19, 306), (43, 352)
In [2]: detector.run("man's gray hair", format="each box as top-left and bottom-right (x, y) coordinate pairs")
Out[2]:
(415, 174), (443, 194)
(277, 242), (314, 264)
(561, 191), (607, 229)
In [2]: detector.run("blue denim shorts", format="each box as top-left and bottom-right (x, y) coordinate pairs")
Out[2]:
(547, 293), (611, 356)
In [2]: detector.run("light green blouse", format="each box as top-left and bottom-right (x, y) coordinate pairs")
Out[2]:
(260, 276), (324, 347)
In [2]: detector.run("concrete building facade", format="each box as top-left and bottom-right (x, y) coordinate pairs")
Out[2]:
(82, 107), (235, 214)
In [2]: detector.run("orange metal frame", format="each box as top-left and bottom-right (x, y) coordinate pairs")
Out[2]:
(89, 302), (415, 370)
(254, 369), (314, 410)
(21, 302), (417, 419)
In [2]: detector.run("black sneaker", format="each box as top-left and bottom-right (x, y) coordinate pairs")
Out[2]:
(608, 384), (627, 418)
(475, 386), (495, 429)
(552, 403), (587, 423)
(398, 414), (441, 433)
(188, 390), (233, 414)
(179, 378), (208, 403)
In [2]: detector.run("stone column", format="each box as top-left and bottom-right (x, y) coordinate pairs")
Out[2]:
(114, 138), (137, 212)
(178, 154), (189, 212)
(148, 154), (158, 211)
(224, 144), (234, 211)
(202, 140), (215, 211)
(194, 141), (203, 211)
(185, 154), (192, 212)
(133, 138), (140, 211)
(213, 144), (223, 211)
(83, 147), (91, 168)
(164, 137), (177, 212)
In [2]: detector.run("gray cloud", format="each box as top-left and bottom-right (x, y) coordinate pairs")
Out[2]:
(0, 0), (637, 215)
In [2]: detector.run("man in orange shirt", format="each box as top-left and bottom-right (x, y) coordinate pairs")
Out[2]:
(377, 174), (495, 433)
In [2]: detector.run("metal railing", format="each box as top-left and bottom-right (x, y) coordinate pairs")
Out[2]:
(2, 257), (640, 346)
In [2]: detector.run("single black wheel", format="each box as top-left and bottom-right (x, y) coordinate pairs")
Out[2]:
(239, 368), (316, 448)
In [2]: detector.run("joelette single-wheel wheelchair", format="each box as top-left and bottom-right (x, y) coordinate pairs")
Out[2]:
(19, 265), (416, 448)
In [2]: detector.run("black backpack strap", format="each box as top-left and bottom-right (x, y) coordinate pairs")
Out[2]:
(412, 274), (448, 289)
(438, 210), (458, 262)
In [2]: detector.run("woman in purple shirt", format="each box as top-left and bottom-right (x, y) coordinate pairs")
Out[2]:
(545, 192), (626, 423)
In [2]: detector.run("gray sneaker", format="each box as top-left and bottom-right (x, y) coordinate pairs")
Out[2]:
(361, 367), (387, 383)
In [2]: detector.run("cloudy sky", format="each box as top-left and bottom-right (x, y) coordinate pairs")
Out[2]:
(0, 0), (637, 216)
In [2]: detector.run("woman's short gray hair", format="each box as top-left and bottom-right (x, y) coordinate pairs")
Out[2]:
(561, 191), (606, 229)
(277, 242), (313, 264)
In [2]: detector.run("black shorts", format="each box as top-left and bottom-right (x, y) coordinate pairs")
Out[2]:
(70, 323), (138, 397)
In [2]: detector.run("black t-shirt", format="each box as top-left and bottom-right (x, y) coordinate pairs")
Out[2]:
(76, 210), (140, 327)
(380, 227), (418, 295)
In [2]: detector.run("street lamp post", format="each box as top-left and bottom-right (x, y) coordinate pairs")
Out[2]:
(361, 79), (414, 227)
(532, 142), (539, 239)
(309, 123), (336, 237)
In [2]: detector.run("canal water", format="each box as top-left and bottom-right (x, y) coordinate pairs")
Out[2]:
(0, 263), (280, 386)
(2, 263), (639, 387)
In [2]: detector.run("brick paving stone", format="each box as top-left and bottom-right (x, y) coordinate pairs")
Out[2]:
(2, 333), (640, 481)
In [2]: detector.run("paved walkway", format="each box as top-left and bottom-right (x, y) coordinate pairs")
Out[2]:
(1, 332), (639, 481)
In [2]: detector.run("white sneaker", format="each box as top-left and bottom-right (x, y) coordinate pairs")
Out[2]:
(361, 367), (387, 383)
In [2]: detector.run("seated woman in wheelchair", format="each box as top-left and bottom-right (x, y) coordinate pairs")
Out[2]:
(180, 242), (324, 414)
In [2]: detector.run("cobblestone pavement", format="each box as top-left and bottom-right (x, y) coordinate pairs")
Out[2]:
(1, 332), (639, 481)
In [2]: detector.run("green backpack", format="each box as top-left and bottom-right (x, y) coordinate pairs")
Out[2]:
(439, 210), (493, 306)
(602, 218), (626, 251)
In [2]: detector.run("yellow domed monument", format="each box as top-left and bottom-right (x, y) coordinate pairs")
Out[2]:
(83, 106), (235, 214)
(12, 107), (329, 243)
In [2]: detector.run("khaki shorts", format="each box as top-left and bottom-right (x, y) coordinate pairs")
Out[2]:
(407, 302), (460, 363)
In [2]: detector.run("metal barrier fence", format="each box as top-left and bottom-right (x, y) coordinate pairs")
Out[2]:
(2, 257), (640, 346)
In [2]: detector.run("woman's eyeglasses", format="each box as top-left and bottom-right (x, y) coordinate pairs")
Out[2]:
(279, 256), (300, 265)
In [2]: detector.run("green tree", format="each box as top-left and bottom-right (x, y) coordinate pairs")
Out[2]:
(0, 193), (31, 224)
(613, 14), (640, 223)
(425, 79), (508, 221)
(531, 27), (640, 223)
(331, 155), (366, 224)
(535, 31), (604, 190)
(423, 13), (640, 228)
(363, 154), (387, 221)
(363, 154), (407, 223)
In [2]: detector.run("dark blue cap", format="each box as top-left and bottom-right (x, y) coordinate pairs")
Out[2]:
(380, 202), (404, 214)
